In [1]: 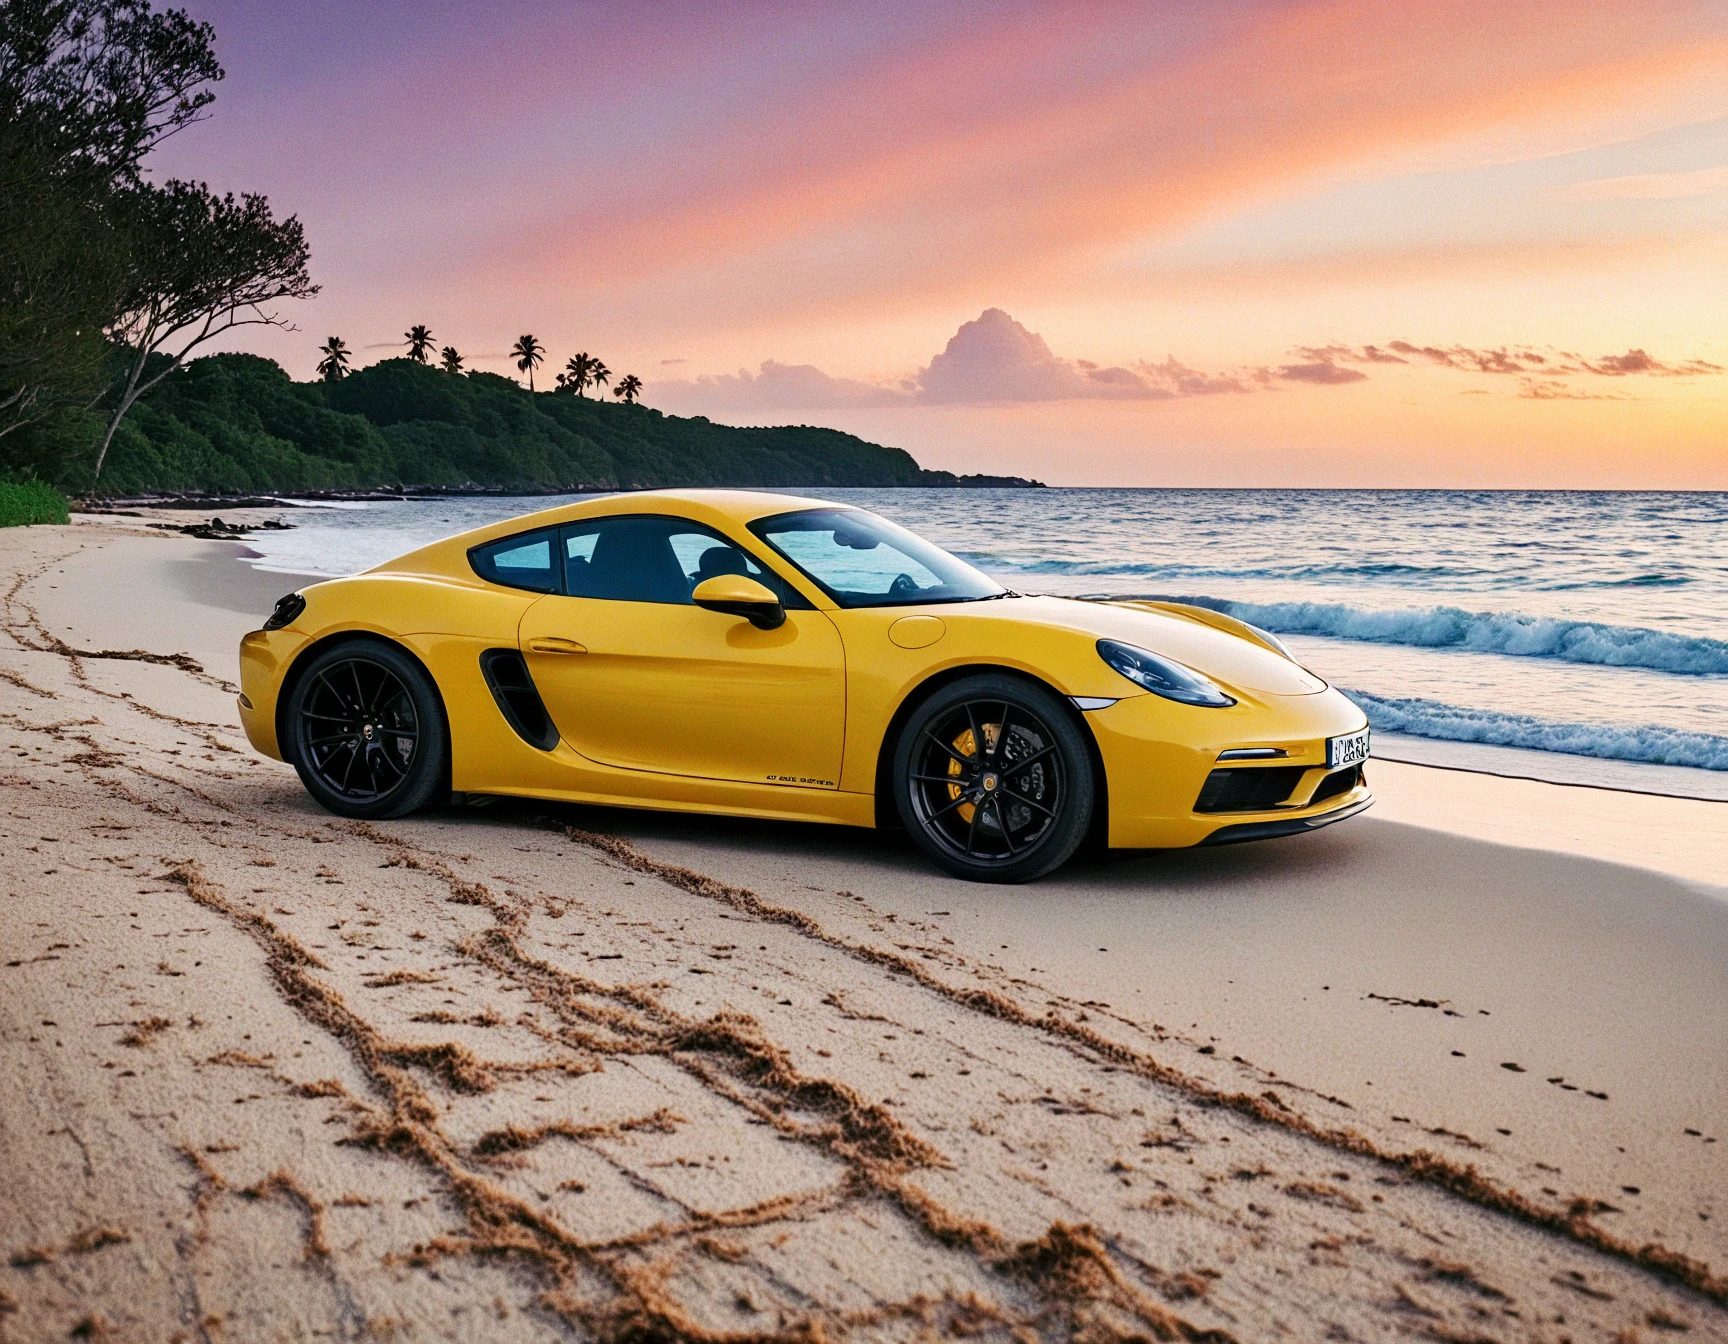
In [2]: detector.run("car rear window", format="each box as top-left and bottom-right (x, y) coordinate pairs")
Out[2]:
(469, 529), (558, 592)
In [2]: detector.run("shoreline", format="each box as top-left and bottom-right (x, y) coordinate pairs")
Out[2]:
(1373, 744), (1728, 804)
(1371, 732), (1728, 804)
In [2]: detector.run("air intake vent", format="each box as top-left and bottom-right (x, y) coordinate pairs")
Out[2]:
(1310, 764), (1361, 804)
(1194, 765), (1308, 814)
(479, 649), (559, 751)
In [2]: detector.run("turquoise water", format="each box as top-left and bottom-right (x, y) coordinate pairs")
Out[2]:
(240, 488), (1728, 776)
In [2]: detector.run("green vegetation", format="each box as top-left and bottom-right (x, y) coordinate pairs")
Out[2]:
(83, 353), (975, 496)
(2, 1), (312, 487)
(0, 478), (70, 527)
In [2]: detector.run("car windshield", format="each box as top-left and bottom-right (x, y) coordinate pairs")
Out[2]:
(749, 507), (1004, 608)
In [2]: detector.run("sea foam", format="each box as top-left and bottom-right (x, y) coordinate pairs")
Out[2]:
(1345, 691), (1728, 771)
(1162, 596), (1728, 676)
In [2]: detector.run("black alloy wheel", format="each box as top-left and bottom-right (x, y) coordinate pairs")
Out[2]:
(893, 673), (1095, 883)
(288, 639), (449, 820)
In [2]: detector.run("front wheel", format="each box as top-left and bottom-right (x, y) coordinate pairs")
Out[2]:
(287, 639), (449, 820)
(893, 673), (1095, 883)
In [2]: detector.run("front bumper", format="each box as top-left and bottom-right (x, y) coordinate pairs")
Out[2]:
(1197, 794), (1374, 846)
(1086, 686), (1373, 848)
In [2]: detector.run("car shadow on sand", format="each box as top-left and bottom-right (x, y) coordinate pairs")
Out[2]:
(460, 790), (1389, 901)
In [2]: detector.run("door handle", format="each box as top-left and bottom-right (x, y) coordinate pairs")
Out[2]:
(528, 637), (587, 655)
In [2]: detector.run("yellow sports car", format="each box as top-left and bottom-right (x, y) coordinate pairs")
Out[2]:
(238, 489), (1371, 881)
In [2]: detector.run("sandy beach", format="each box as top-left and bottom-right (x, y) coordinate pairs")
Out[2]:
(2, 515), (1725, 1342)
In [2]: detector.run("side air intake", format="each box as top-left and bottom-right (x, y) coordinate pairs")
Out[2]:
(1194, 765), (1309, 813)
(479, 649), (559, 751)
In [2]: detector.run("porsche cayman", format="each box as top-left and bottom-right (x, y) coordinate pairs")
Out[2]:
(237, 490), (1372, 881)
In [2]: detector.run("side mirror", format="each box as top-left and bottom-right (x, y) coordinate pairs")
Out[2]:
(692, 574), (785, 630)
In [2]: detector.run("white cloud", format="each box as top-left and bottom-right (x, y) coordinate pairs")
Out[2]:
(921, 308), (1078, 401)
(921, 309), (1177, 402)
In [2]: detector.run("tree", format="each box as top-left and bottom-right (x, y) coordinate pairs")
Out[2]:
(588, 357), (610, 399)
(0, 1), (222, 182)
(403, 323), (433, 363)
(511, 333), (544, 391)
(89, 177), (316, 481)
(0, 153), (119, 440)
(557, 351), (594, 396)
(439, 345), (463, 375)
(614, 373), (642, 404)
(316, 335), (349, 382)
(1, 0), (223, 447)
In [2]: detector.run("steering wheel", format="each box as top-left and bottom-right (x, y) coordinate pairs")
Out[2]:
(889, 573), (921, 599)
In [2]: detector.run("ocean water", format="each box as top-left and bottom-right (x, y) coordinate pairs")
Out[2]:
(239, 489), (1728, 789)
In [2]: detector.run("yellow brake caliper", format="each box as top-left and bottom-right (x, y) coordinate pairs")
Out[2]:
(947, 723), (1000, 823)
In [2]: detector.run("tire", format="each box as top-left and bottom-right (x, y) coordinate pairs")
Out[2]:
(287, 638), (449, 820)
(892, 673), (1095, 883)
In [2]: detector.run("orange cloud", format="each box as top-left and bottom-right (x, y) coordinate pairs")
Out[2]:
(1580, 348), (1724, 376)
(1279, 362), (1368, 385)
(1135, 358), (1253, 397)
(1519, 380), (1629, 401)
(483, 0), (1725, 330)
(1384, 342), (1546, 373)
(1317, 342), (1725, 381)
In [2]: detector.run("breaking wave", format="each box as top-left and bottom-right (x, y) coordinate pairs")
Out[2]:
(1159, 596), (1728, 676)
(970, 556), (1492, 584)
(1346, 691), (1728, 771)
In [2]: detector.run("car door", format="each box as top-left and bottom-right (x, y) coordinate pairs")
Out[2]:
(518, 514), (847, 788)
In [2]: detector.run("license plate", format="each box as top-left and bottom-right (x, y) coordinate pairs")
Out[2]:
(1327, 728), (1370, 770)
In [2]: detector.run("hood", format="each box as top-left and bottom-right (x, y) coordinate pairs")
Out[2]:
(956, 594), (1327, 696)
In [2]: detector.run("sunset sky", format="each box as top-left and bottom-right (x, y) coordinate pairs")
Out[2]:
(155, 1), (1727, 487)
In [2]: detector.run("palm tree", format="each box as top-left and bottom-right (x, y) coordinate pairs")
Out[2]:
(614, 374), (642, 404)
(589, 358), (611, 398)
(439, 346), (465, 375)
(559, 352), (594, 396)
(511, 334), (545, 390)
(316, 336), (350, 382)
(404, 324), (435, 363)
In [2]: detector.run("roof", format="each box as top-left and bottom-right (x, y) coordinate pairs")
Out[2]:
(368, 488), (848, 577)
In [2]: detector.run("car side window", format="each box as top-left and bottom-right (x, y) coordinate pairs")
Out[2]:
(469, 529), (558, 593)
(560, 516), (810, 607)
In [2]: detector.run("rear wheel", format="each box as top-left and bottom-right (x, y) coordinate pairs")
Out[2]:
(287, 639), (448, 820)
(893, 673), (1095, 883)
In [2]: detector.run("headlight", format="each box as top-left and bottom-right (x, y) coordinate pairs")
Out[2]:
(1242, 621), (1294, 661)
(1097, 639), (1235, 707)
